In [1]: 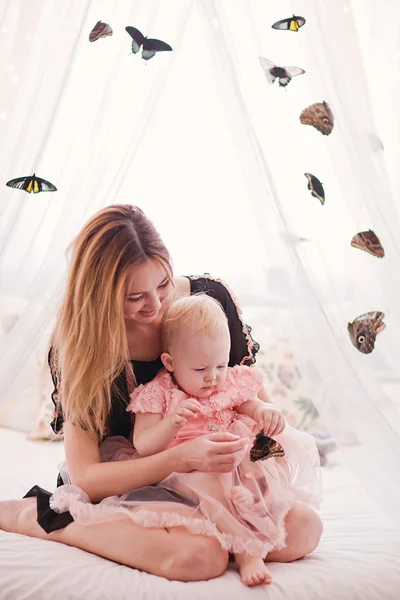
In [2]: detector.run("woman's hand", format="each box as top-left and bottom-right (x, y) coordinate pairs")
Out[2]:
(178, 432), (249, 473)
(170, 399), (202, 428)
(254, 405), (286, 437)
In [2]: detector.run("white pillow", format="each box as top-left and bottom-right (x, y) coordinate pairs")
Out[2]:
(0, 301), (54, 434)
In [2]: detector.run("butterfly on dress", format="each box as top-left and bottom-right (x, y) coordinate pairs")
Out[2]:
(347, 311), (386, 354)
(259, 57), (305, 88)
(249, 432), (285, 462)
(300, 102), (334, 136)
(304, 173), (325, 205)
(6, 173), (57, 194)
(350, 230), (385, 258)
(89, 21), (113, 42)
(272, 15), (306, 32)
(125, 26), (172, 61)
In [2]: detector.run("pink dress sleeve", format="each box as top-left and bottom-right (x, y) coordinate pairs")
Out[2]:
(127, 378), (167, 415)
(226, 365), (265, 407)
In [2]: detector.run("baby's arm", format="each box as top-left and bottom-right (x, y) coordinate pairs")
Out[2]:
(236, 399), (286, 437)
(134, 413), (180, 457)
(256, 382), (276, 404)
(134, 398), (202, 457)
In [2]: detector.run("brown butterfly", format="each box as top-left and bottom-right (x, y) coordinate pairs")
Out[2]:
(350, 230), (385, 258)
(348, 311), (386, 354)
(300, 101), (334, 136)
(89, 21), (113, 43)
(249, 432), (285, 462)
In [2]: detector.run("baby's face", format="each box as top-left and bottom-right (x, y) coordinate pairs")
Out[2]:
(168, 324), (230, 399)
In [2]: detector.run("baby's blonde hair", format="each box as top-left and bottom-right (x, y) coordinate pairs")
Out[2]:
(161, 294), (228, 351)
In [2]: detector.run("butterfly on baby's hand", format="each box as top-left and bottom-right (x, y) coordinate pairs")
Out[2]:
(6, 173), (57, 194)
(125, 26), (172, 61)
(259, 57), (305, 88)
(249, 432), (285, 462)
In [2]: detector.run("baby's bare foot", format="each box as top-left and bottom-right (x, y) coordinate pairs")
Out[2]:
(231, 486), (267, 517)
(231, 486), (253, 507)
(235, 553), (272, 587)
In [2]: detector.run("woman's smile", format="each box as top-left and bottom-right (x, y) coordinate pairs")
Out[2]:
(139, 309), (158, 318)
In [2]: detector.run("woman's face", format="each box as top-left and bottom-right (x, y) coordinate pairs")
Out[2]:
(124, 260), (173, 325)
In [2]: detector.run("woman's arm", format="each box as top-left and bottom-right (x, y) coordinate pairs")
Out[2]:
(63, 422), (248, 503)
(64, 422), (185, 502)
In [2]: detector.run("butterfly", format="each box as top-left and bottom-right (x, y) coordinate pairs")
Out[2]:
(272, 15), (306, 32)
(259, 57), (305, 88)
(249, 432), (285, 462)
(6, 173), (57, 194)
(300, 102), (334, 136)
(89, 21), (113, 42)
(348, 311), (386, 354)
(304, 173), (325, 205)
(125, 26), (172, 61)
(350, 230), (385, 258)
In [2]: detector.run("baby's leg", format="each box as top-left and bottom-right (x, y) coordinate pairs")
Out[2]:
(231, 470), (268, 517)
(174, 473), (271, 587)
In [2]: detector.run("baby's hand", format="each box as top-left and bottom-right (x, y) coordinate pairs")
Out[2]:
(170, 399), (202, 428)
(255, 405), (286, 437)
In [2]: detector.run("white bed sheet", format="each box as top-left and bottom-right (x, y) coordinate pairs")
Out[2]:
(0, 426), (399, 600)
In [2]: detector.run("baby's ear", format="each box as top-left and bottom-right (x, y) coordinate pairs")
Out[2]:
(161, 352), (174, 372)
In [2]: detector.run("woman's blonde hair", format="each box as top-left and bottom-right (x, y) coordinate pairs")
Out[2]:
(54, 204), (172, 438)
(161, 294), (228, 352)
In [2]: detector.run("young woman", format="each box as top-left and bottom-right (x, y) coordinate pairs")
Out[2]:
(50, 294), (321, 586)
(0, 205), (323, 582)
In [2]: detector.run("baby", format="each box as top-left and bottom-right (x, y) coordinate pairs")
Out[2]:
(129, 294), (321, 586)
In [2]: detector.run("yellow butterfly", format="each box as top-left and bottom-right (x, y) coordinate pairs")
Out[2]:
(6, 173), (57, 194)
(272, 15), (306, 32)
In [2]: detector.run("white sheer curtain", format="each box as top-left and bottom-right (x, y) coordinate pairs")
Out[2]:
(0, 0), (399, 521)
(198, 0), (400, 521)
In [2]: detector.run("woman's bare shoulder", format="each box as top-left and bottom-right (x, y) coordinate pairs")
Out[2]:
(173, 275), (191, 298)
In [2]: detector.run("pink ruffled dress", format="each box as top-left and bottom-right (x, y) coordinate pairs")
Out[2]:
(50, 366), (321, 558)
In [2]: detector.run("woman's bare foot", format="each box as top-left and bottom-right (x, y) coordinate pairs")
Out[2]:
(235, 552), (272, 586)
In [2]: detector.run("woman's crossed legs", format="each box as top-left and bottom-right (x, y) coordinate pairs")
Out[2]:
(0, 497), (322, 582)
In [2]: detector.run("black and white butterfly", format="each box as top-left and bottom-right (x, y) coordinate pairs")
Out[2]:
(6, 173), (57, 194)
(125, 26), (172, 61)
(259, 57), (305, 88)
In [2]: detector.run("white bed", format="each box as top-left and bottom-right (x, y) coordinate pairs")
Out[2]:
(0, 426), (399, 600)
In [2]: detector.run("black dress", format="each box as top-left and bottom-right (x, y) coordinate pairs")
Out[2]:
(24, 275), (259, 533)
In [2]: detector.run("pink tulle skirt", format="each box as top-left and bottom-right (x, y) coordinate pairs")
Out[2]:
(50, 420), (321, 558)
